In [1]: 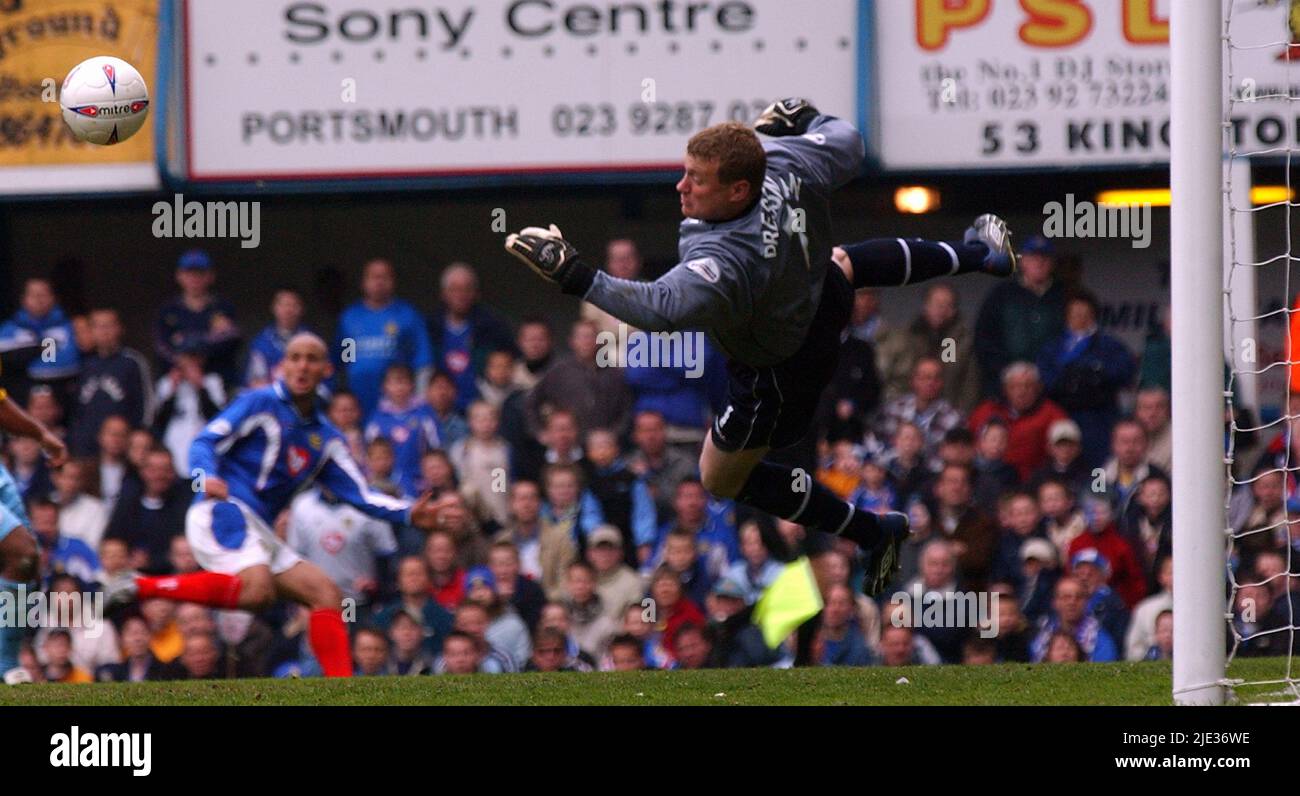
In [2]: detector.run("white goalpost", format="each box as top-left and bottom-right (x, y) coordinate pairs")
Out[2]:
(1177, 0), (1300, 705)
(1171, 0), (1227, 706)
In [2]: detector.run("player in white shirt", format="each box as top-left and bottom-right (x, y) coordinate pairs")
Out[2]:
(286, 485), (398, 607)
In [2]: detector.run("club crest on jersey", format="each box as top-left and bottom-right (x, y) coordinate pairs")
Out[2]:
(308, 433), (322, 450)
(384, 322), (398, 337)
(391, 425), (409, 443)
(685, 257), (719, 283)
(286, 445), (310, 476)
(446, 350), (470, 374)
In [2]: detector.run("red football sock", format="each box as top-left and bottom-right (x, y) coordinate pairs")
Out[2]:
(136, 572), (242, 609)
(309, 608), (353, 677)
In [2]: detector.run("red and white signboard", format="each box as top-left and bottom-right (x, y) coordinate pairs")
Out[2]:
(182, 0), (859, 181)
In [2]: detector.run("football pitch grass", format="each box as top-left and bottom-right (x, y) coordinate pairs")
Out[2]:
(1, 658), (1292, 706)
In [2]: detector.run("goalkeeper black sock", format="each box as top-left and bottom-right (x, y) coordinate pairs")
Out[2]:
(841, 238), (990, 289)
(736, 461), (883, 549)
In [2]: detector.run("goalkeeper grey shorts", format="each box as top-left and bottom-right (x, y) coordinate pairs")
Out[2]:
(711, 265), (852, 453)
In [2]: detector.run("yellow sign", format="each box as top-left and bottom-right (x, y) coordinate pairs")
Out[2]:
(0, 0), (157, 167)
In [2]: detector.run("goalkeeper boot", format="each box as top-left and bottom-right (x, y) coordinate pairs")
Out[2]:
(964, 214), (1017, 277)
(103, 570), (139, 607)
(863, 511), (911, 597)
(3, 667), (32, 686)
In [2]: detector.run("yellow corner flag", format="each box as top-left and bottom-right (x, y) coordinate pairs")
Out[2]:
(752, 557), (824, 649)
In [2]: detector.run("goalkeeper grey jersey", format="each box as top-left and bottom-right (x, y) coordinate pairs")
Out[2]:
(583, 115), (865, 368)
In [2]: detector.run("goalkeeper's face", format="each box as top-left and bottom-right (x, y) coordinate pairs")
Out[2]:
(676, 155), (752, 222)
(281, 334), (333, 398)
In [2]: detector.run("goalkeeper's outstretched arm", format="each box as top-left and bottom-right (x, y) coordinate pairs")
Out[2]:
(504, 224), (745, 333)
(581, 251), (747, 333)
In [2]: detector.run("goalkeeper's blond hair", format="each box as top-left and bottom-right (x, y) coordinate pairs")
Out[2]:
(686, 122), (766, 199)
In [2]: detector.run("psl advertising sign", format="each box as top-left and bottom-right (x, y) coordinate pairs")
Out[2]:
(876, 0), (1300, 169)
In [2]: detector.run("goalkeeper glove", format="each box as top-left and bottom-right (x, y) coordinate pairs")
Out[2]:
(754, 98), (820, 137)
(504, 224), (596, 296)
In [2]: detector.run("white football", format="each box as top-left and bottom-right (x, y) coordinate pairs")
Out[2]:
(59, 56), (150, 146)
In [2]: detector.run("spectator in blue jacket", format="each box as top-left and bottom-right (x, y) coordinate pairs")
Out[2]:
(1037, 291), (1136, 471)
(1071, 548), (1130, 648)
(427, 263), (517, 413)
(540, 461), (605, 548)
(68, 308), (153, 456)
(29, 498), (100, 587)
(814, 584), (873, 666)
(8, 435), (53, 503)
(244, 287), (312, 389)
(723, 520), (782, 604)
(154, 250), (241, 387)
(704, 577), (784, 668)
(421, 371), (468, 451)
(650, 478), (738, 578)
(373, 556), (455, 657)
(1018, 537), (1060, 624)
(990, 490), (1049, 589)
(334, 258), (434, 420)
(581, 238), (644, 339)
(974, 235), (1066, 398)
(655, 529), (715, 608)
(1029, 575), (1119, 662)
(622, 336), (714, 450)
(365, 364), (441, 497)
(581, 428), (656, 565)
(0, 277), (81, 396)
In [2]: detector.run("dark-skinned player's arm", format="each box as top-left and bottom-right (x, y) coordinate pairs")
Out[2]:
(312, 436), (462, 533)
(0, 391), (67, 468)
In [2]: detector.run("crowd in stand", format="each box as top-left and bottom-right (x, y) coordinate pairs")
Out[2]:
(0, 234), (1286, 683)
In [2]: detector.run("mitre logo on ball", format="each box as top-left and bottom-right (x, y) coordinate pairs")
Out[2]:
(59, 55), (150, 146)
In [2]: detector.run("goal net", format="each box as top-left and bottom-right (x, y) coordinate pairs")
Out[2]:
(1212, 0), (1300, 704)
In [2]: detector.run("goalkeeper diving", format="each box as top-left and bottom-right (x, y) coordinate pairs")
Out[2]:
(505, 99), (1016, 595)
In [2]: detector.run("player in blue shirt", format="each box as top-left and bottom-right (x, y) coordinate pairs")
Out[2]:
(334, 259), (434, 419)
(0, 382), (67, 675)
(105, 333), (455, 677)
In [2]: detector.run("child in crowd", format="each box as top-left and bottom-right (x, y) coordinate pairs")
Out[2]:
(365, 364), (440, 497)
